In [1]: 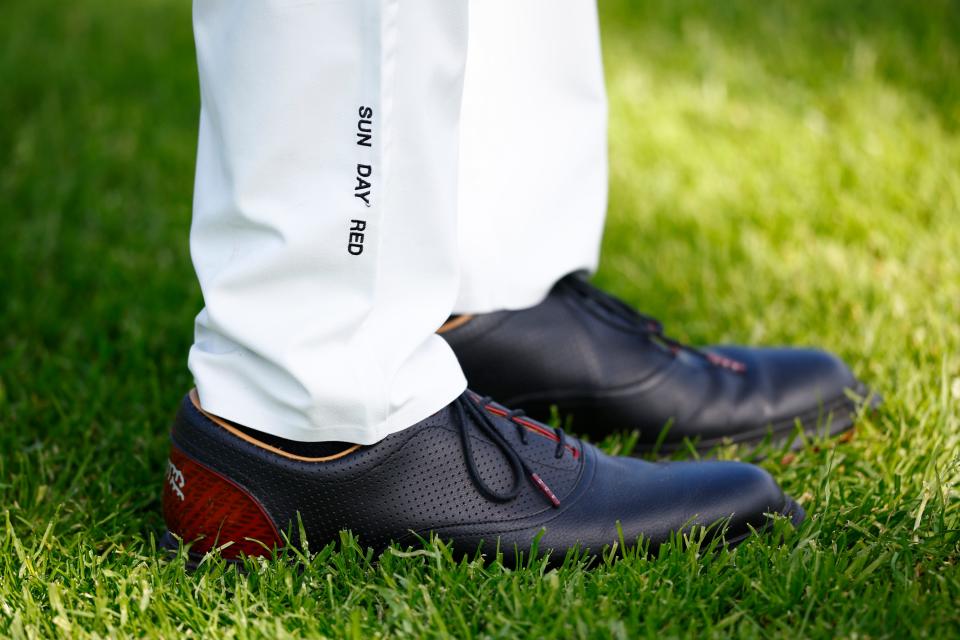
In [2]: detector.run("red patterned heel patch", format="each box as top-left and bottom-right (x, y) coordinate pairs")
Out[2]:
(162, 446), (282, 559)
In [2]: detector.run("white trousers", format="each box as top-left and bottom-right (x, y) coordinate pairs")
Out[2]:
(189, 0), (608, 443)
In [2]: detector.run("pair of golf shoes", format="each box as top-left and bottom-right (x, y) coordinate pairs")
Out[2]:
(161, 273), (876, 564)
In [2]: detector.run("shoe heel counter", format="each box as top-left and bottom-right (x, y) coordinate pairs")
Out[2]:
(162, 445), (282, 560)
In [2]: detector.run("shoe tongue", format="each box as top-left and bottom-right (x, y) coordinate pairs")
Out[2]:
(561, 275), (652, 331)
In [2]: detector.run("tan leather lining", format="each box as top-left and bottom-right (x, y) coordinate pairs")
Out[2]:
(437, 315), (474, 334)
(188, 389), (361, 462)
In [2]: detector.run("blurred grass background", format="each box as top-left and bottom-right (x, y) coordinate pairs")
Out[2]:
(1, 0), (959, 637)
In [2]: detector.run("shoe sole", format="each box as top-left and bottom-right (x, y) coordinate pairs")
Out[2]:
(503, 382), (879, 457)
(158, 496), (806, 569)
(635, 381), (881, 456)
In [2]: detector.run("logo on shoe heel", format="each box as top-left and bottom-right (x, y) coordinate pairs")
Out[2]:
(166, 460), (185, 501)
(162, 446), (283, 559)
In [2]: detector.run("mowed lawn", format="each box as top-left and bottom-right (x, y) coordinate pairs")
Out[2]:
(1, 0), (959, 637)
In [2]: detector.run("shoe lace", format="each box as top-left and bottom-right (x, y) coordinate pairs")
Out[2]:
(454, 393), (564, 508)
(562, 274), (747, 374)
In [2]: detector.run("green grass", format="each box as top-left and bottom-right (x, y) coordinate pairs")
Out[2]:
(1, 0), (959, 636)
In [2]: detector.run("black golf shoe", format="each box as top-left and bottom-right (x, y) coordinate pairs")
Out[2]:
(160, 389), (802, 564)
(440, 273), (878, 454)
